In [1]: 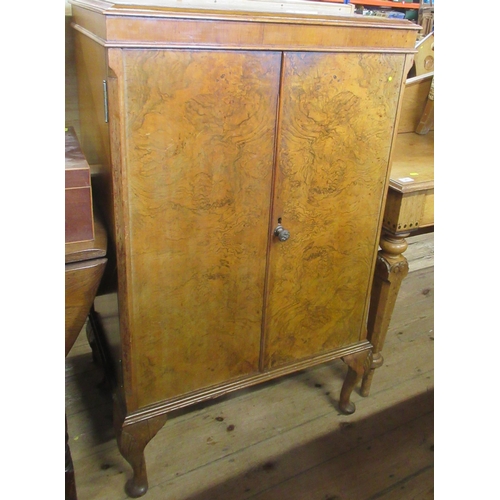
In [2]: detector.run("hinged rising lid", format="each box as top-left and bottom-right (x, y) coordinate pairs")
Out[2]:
(106, 0), (355, 15)
(70, 0), (419, 51)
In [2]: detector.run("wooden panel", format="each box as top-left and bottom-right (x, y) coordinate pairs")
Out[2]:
(383, 132), (434, 232)
(421, 190), (434, 227)
(71, 4), (108, 42)
(385, 190), (425, 233)
(414, 32), (434, 76)
(119, 49), (281, 408)
(66, 127), (94, 244)
(263, 52), (405, 369)
(390, 131), (434, 192)
(73, 31), (109, 167)
(65, 16), (82, 139)
(104, 16), (417, 52)
(397, 74), (433, 133)
(73, 30), (117, 252)
(66, 212), (107, 263)
(70, 0), (418, 53)
(382, 188), (433, 233)
(66, 188), (94, 243)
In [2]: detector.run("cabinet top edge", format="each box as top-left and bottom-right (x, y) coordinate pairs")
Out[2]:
(69, 0), (421, 31)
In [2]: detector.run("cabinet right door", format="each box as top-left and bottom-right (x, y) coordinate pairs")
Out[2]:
(263, 51), (406, 370)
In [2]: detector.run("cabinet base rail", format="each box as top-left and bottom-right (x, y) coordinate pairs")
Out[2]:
(87, 307), (372, 497)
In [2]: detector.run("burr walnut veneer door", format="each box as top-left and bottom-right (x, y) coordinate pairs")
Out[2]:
(120, 49), (281, 408)
(263, 52), (406, 369)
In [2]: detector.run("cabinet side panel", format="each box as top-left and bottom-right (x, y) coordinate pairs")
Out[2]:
(73, 32), (125, 392)
(264, 52), (405, 369)
(121, 49), (281, 407)
(73, 32), (111, 170)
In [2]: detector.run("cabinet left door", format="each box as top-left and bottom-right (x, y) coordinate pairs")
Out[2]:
(112, 49), (282, 408)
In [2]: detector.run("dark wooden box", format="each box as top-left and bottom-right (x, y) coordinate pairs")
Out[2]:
(65, 127), (94, 244)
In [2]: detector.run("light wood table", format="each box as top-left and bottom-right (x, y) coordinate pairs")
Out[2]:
(384, 131), (434, 234)
(362, 131), (434, 395)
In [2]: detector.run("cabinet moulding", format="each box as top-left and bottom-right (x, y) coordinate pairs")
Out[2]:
(122, 340), (372, 425)
(73, 23), (418, 54)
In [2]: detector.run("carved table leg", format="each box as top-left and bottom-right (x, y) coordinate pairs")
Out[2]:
(114, 401), (168, 498)
(339, 349), (372, 414)
(361, 231), (409, 397)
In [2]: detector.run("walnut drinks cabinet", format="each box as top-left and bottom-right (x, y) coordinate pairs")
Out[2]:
(70, 1), (419, 496)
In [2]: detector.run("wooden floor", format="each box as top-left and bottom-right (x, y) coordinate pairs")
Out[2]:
(65, 233), (434, 500)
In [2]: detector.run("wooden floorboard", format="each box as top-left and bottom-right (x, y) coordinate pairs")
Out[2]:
(65, 233), (434, 500)
(368, 466), (434, 500)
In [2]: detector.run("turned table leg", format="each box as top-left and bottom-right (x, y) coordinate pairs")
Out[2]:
(361, 231), (409, 397)
(114, 401), (168, 498)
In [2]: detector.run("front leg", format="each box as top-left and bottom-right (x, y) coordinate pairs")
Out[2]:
(339, 349), (372, 415)
(114, 400), (168, 498)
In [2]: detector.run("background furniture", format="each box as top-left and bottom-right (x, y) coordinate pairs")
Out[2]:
(362, 131), (434, 395)
(362, 55), (434, 395)
(412, 31), (434, 76)
(418, 0), (434, 36)
(70, 1), (418, 496)
(65, 127), (107, 500)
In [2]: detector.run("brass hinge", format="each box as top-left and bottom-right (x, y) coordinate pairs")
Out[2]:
(103, 80), (109, 123)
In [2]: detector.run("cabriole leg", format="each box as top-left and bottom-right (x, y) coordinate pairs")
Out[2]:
(339, 349), (372, 414)
(114, 401), (168, 498)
